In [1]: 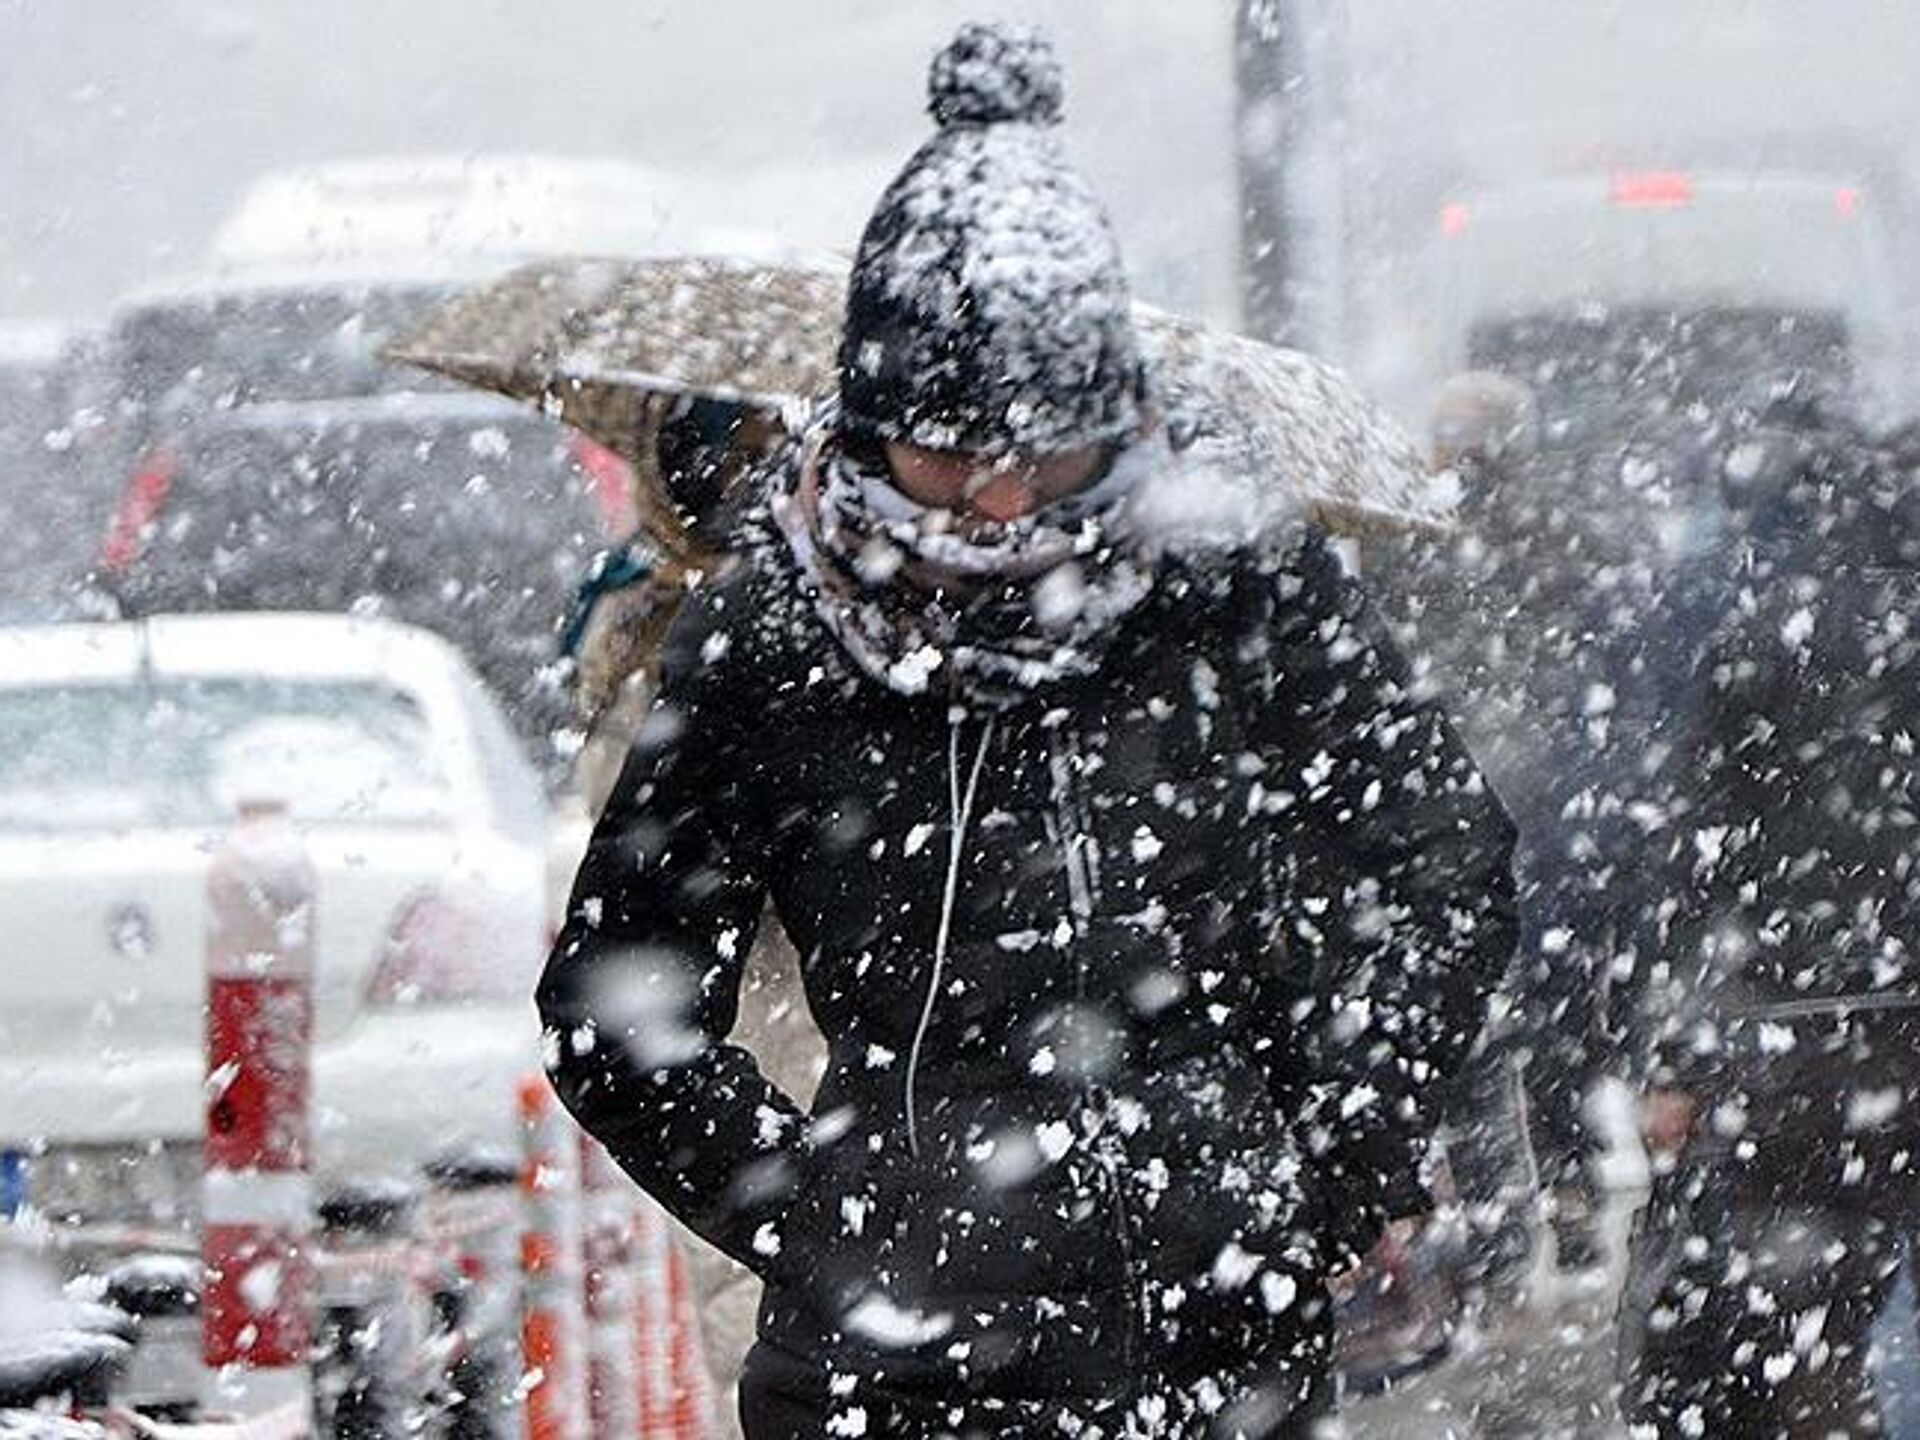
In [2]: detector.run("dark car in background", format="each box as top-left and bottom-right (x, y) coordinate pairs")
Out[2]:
(77, 274), (635, 782)
(1430, 171), (1904, 563)
(0, 322), (105, 621)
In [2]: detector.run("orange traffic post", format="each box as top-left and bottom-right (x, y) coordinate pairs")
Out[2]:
(517, 1076), (587, 1440)
(662, 1233), (716, 1438)
(580, 1136), (642, 1437)
(631, 1198), (717, 1439)
(631, 1199), (669, 1435)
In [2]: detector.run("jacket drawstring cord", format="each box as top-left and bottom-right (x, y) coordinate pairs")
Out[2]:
(905, 709), (996, 1159)
(1046, 727), (1102, 930)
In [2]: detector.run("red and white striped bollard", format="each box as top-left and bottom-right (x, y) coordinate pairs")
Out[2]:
(202, 796), (316, 1423)
(580, 1136), (641, 1437)
(518, 1076), (587, 1440)
(633, 1199), (717, 1439)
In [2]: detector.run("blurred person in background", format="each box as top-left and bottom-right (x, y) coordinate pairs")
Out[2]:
(1367, 371), (1612, 1287)
(566, 391), (784, 812)
(561, 389), (827, 1435)
(539, 23), (1516, 1439)
(1617, 400), (1920, 1435)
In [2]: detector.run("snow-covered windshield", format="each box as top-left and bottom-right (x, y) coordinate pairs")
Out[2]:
(104, 284), (459, 413)
(0, 677), (450, 831)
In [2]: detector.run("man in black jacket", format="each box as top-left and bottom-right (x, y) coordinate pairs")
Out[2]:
(1618, 407), (1920, 1435)
(539, 24), (1516, 1438)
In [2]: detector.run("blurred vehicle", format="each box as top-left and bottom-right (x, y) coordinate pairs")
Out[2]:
(208, 154), (701, 275)
(0, 322), (103, 622)
(1237, 4), (1920, 428)
(77, 272), (633, 782)
(1434, 171), (1904, 428)
(1425, 172), (1905, 566)
(207, 153), (870, 276)
(0, 321), (71, 471)
(0, 612), (550, 1223)
(74, 148), (879, 783)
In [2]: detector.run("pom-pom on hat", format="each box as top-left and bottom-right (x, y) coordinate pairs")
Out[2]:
(837, 22), (1144, 460)
(927, 22), (1064, 126)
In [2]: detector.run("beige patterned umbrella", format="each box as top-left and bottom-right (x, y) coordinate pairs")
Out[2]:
(386, 255), (1449, 536)
(1133, 306), (1448, 537)
(383, 254), (844, 468)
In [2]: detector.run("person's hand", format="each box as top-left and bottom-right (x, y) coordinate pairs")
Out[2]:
(1327, 1258), (1363, 1303)
(1327, 1214), (1430, 1301)
(1377, 1214), (1429, 1251)
(1639, 1088), (1697, 1156)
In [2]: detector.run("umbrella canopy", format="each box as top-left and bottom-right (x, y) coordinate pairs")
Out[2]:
(385, 254), (1449, 537)
(1135, 308), (1447, 538)
(383, 254), (843, 467)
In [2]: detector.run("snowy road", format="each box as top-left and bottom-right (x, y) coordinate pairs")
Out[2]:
(1342, 1189), (1639, 1440)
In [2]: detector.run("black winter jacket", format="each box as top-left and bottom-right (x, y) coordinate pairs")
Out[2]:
(1641, 424), (1920, 1201)
(537, 514), (1517, 1414)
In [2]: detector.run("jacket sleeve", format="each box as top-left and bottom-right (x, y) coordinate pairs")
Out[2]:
(1635, 574), (1777, 1098)
(1246, 530), (1519, 1265)
(536, 579), (809, 1275)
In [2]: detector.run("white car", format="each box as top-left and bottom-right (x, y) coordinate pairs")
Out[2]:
(0, 613), (551, 1220)
(204, 152), (871, 278)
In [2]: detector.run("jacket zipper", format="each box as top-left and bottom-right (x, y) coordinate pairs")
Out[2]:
(1045, 739), (1096, 925)
(1088, 1085), (1144, 1377)
(1048, 726), (1145, 1380)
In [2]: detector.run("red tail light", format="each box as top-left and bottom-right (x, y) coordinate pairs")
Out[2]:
(1610, 170), (1694, 209)
(99, 445), (178, 573)
(1835, 186), (1863, 220)
(567, 434), (638, 538)
(366, 891), (524, 1006)
(1438, 202), (1471, 238)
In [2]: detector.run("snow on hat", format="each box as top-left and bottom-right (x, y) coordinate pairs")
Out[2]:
(837, 22), (1144, 459)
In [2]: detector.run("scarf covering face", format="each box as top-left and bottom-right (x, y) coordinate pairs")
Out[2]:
(772, 405), (1160, 702)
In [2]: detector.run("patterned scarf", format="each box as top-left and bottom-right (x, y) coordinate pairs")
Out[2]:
(772, 405), (1160, 702)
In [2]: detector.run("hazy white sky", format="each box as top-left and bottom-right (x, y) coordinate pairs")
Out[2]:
(6, 2), (1917, 340)
(0, 2), (1238, 326)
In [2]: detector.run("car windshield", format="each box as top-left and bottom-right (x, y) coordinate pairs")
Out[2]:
(1439, 184), (1895, 332)
(107, 284), (459, 414)
(1471, 306), (1854, 429)
(0, 361), (60, 449)
(0, 676), (452, 832)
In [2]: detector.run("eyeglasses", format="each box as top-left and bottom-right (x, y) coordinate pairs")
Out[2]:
(882, 439), (1121, 518)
